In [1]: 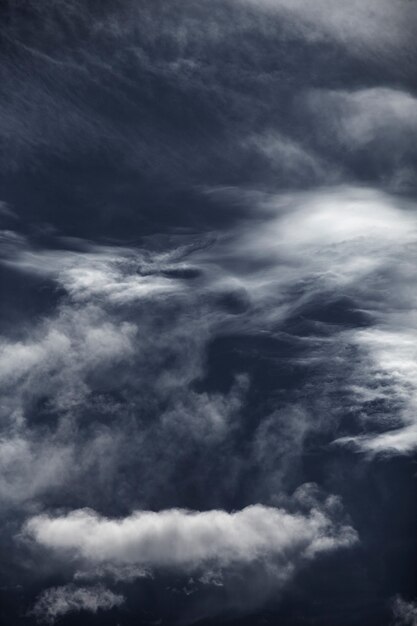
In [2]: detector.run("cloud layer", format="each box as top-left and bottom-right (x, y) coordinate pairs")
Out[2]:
(0, 0), (416, 624)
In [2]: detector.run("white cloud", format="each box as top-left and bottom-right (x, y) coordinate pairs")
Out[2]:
(219, 186), (417, 456)
(335, 328), (417, 455)
(25, 498), (357, 575)
(223, 187), (416, 304)
(274, 187), (414, 248)
(31, 584), (124, 624)
(5, 244), (180, 304)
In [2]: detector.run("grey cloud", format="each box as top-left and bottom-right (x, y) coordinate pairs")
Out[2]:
(239, 0), (417, 65)
(303, 87), (417, 190)
(306, 88), (417, 146)
(3, 0), (411, 192)
(74, 563), (151, 584)
(25, 496), (357, 575)
(30, 584), (124, 624)
(0, 1), (415, 623)
(392, 596), (417, 626)
(1, 184), (416, 518)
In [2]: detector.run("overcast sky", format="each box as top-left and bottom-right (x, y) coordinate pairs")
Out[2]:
(0, 2), (416, 625)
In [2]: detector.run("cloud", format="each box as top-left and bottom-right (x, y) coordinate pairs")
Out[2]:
(0, 300), (137, 423)
(74, 563), (151, 583)
(306, 88), (417, 146)
(1, 184), (416, 518)
(303, 88), (417, 189)
(0, 435), (72, 505)
(238, 0), (417, 64)
(0, 0), (415, 623)
(335, 328), (417, 455)
(25, 496), (357, 576)
(392, 596), (417, 626)
(0, 232), (251, 511)
(2, 0), (413, 194)
(30, 584), (124, 624)
(213, 186), (417, 456)
(0, 186), (414, 626)
(336, 425), (417, 456)
(240, 131), (340, 186)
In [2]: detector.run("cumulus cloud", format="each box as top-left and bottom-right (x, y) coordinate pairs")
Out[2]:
(30, 584), (124, 624)
(25, 496), (357, 579)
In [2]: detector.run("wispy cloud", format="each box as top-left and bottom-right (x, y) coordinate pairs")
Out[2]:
(392, 596), (417, 626)
(0, 1), (415, 619)
(30, 584), (124, 624)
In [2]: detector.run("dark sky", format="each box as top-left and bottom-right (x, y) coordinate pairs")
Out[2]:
(0, 1), (417, 625)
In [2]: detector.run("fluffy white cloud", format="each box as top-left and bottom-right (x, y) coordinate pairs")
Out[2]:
(25, 499), (357, 574)
(31, 584), (124, 624)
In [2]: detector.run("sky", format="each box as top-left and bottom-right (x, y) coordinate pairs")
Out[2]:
(0, 1), (416, 625)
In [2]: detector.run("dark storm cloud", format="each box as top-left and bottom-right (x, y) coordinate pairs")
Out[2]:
(0, 0), (416, 625)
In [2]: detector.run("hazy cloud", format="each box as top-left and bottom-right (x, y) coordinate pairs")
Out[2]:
(392, 596), (417, 626)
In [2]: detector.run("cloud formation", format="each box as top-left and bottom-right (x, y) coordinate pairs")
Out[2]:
(25, 493), (357, 592)
(0, 0), (415, 623)
(392, 597), (417, 626)
(31, 584), (124, 624)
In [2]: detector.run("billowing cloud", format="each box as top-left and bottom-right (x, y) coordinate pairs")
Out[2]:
(25, 495), (357, 577)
